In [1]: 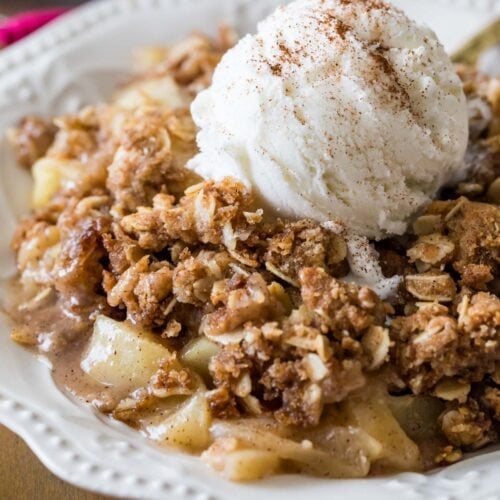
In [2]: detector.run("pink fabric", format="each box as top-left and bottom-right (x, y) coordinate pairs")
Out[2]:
(0, 8), (70, 47)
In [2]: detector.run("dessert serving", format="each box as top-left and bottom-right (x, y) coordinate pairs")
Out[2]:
(4, 0), (500, 482)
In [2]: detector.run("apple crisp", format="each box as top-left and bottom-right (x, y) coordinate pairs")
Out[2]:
(4, 30), (500, 481)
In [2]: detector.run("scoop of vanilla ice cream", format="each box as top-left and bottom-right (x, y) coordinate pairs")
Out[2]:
(189, 0), (468, 239)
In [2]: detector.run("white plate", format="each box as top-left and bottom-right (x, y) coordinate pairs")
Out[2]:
(0, 1), (499, 498)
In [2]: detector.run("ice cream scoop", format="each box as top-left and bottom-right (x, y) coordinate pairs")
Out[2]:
(189, 0), (468, 239)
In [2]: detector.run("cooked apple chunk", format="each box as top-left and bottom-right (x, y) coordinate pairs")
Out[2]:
(145, 393), (212, 451)
(180, 337), (220, 381)
(113, 76), (188, 110)
(32, 157), (84, 208)
(81, 315), (170, 393)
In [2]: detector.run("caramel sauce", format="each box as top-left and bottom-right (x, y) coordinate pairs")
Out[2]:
(2, 280), (123, 411)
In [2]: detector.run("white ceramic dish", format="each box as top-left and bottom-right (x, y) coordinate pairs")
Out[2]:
(0, 1), (499, 498)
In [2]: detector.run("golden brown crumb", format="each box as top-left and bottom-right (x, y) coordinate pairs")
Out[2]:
(482, 386), (500, 421)
(434, 445), (463, 465)
(439, 399), (495, 449)
(299, 267), (391, 334)
(8, 116), (57, 168)
(391, 293), (500, 393)
(149, 354), (198, 398)
(421, 199), (499, 290)
(201, 273), (287, 337)
(106, 256), (174, 329)
(173, 250), (232, 306)
(265, 220), (348, 286)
